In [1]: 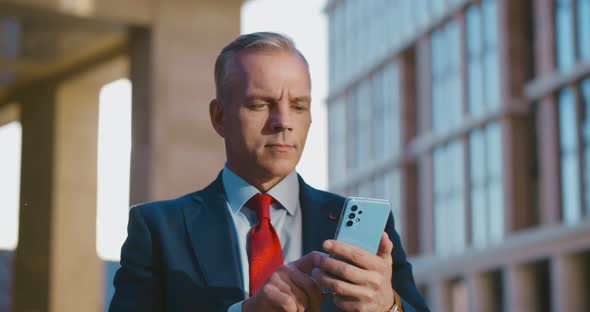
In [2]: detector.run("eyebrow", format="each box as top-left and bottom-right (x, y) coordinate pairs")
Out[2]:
(245, 95), (311, 104)
(292, 96), (311, 105)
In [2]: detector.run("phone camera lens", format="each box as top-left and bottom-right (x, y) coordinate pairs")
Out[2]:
(358, 211), (363, 215)
(346, 220), (353, 227)
(349, 213), (355, 219)
(351, 205), (358, 211)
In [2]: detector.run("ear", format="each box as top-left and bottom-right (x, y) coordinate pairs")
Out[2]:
(209, 99), (225, 138)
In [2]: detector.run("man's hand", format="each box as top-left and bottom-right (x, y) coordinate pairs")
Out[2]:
(242, 251), (325, 312)
(312, 232), (396, 312)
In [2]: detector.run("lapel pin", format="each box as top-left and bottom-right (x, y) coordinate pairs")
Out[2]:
(328, 211), (338, 221)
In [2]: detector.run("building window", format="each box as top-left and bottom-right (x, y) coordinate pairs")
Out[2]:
(557, 79), (590, 224)
(328, 7), (337, 92)
(433, 140), (466, 255)
(470, 124), (504, 247)
(372, 170), (402, 239)
(415, 0), (431, 31)
(346, 90), (359, 171)
(482, 0), (500, 108)
(432, 0), (447, 18)
(358, 82), (372, 165)
(582, 79), (590, 216)
(386, 170), (402, 239)
(555, 0), (576, 71)
(558, 88), (582, 224)
(467, 0), (500, 115)
(328, 99), (347, 185)
(577, 0), (590, 61)
(431, 20), (462, 131)
(0, 121), (22, 250)
(466, 5), (485, 114)
(381, 63), (401, 159)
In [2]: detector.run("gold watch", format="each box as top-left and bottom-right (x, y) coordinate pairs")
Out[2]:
(386, 291), (403, 312)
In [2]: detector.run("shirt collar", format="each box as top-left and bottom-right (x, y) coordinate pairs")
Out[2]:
(222, 165), (299, 215)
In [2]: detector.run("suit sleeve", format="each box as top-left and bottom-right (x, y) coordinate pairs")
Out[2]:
(109, 206), (163, 312)
(386, 212), (430, 312)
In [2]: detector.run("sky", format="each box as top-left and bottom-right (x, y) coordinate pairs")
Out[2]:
(242, 0), (329, 190)
(0, 121), (21, 250)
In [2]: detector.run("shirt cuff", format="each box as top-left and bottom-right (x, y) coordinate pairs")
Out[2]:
(227, 299), (245, 312)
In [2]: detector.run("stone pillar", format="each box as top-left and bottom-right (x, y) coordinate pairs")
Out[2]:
(399, 48), (418, 255)
(129, 0), (242, 204)
(535, 0), (561, 225)
(467, 272), (499, 312)
(504, 264), (545, 312)
(12, 82), (56, 312)
(430, 280), (452, 312)
(11, 57), (128, 312)
(551, 254), (589, 312)
(497, 0), (535, 233)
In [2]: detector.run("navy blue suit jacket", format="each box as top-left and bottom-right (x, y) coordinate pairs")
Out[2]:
(109, 173), (429, 311)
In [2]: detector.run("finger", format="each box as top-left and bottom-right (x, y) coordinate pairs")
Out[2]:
(311, 268), (369, 298)
(322, 240), (379, 270)
(284, 264), (323, 312)
(376, 232), (394, 262)
(260, 283), (298, 311)
(315, 255), (366, 285)
(271, 270), (307, 312)
(291, 251), (327, 274)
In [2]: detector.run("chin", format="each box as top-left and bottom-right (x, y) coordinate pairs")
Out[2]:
(260, 160), (297, 179)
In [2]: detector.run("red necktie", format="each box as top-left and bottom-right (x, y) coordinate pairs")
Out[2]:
(248, 193), (284, 296)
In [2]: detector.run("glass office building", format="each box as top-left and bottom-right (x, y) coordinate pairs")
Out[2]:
(325, 0), (590, 310)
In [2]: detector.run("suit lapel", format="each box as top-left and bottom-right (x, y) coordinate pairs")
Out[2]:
(182, 174), (243, 293)
(182, 174), (344, 295)
(299, 176), (344, 254)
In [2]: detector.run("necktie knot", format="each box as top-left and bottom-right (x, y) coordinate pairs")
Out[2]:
(249, 193), (273, 221)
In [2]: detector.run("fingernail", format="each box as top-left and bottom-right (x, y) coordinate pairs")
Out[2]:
(323, 240), (333, 250)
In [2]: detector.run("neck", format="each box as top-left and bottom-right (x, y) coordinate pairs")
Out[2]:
(226, 164), (287, 193)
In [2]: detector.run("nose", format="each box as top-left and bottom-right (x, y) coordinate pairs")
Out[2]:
(268, 104), (293, 132)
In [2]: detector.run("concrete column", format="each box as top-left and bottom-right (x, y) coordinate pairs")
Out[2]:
(430, 280), (452, 312)
(12, 57), (127, 312)
(399, 49), (418, 255)
(535, 0), (561, 225)
(12, 82), (56, 312)
(129, 0), (242, 203)
(551, 254), (589, 312)
(497, 0), (535, 233)
(467, 272), (500, 312)
(504, 264), (546, 312)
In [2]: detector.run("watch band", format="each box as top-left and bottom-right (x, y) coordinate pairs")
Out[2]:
(386, 291), (403, 312)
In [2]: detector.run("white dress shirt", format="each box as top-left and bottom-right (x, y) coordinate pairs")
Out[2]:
(223, 166), (303, 311)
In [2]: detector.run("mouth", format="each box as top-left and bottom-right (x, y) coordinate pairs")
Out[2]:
(265, 144), (295, 152)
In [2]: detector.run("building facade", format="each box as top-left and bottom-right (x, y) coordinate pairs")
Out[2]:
(325, 0), (590, 311)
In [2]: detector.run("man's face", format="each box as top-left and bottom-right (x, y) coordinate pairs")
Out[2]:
(211, 49), (312, 185)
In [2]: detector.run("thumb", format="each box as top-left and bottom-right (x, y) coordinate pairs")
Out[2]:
(377, 232), (394, 260)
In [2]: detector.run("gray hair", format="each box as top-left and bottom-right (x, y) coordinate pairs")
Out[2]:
(214, 31), (308, 101)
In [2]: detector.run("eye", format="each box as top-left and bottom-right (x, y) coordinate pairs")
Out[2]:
(248, 103), (270, 111)
(293, 104), (308, 112)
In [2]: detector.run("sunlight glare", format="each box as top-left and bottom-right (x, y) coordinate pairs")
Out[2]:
(96, 78), (132, 261)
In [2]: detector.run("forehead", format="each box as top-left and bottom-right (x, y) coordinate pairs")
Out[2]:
(225, 49), (311, 96)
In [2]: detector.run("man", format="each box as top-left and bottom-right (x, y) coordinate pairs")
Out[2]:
(110, 32), (429, 312)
